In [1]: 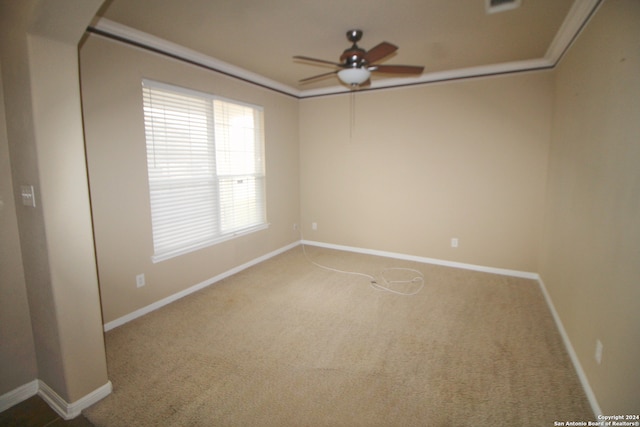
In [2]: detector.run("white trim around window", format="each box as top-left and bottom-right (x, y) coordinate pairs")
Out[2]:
(142, 79), (267, 262)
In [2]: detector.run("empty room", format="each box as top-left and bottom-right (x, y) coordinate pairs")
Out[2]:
(1, 0), (638, 425)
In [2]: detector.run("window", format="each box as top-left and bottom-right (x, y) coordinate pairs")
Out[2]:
(142, 79), (266, 262)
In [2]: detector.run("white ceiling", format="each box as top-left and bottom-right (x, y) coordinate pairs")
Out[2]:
(91, 0), (601, 97)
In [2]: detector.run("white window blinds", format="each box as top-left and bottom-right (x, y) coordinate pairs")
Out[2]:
(142, 79), (266, 262)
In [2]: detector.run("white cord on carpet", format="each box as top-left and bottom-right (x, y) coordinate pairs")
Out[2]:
(301, 242), (424, 296)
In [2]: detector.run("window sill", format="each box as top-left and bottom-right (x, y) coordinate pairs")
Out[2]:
(151, 223), (270, 263)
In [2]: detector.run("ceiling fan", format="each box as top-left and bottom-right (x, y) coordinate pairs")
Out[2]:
(294, 29), (424, 88)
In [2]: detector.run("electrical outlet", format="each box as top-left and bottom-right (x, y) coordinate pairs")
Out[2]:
(136, 273), (145, 288)
(595, 339), (603, 365)
(451, 238), (459, 248)
(312, 222), (318, 231)
(293, 223), (298, 231)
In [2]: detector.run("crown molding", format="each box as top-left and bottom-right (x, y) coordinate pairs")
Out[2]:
(90, 19), (301, 97)
(545, 0), (602, 64)
(90, 1), (601, 99)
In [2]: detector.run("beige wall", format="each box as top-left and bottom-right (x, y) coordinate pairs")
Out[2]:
(79, 35), (300, 324)
(0, 59), (38, 397)
(540, 0), (640, 414)
(0, 0), (109, 405)
(300, 73), (552, 272)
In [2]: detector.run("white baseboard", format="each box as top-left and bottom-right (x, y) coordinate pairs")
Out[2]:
(104, 240), (300, 331)
(105, 239), (536, 332)
(536, 277), (602, 417)
(0, 380), (38, 413)
(0, 380), (112, 420)
(39, 380), (112, 420)
(301, 239), (540, 280)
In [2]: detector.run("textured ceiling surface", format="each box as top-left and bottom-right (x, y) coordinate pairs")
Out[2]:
(95, 0), (578, 92)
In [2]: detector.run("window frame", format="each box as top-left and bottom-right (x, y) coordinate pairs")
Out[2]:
(141, 79), (268, 263)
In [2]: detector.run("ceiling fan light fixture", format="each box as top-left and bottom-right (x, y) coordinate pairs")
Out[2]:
(296, 30), (422, 88)
(337, 68), (371, 86)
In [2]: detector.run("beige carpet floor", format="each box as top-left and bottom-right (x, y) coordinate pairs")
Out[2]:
(84, 246), (593, 426)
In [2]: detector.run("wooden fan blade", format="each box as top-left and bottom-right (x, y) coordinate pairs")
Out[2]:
(299, 70), (338, 83)
(293, 55), (343, 67)
(370, 64), (424, 74)
(363, 42), (398, 64)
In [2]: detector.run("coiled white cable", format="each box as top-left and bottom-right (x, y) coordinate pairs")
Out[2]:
(301, 242), (424, 296)
(371, 267), (425, 296)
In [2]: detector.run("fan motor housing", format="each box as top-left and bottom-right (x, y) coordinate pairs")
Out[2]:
(340, 47), (366, 67)
(341, 29), (366, 67)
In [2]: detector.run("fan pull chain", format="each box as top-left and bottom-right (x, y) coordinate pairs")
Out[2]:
(350, 89), (356, 139)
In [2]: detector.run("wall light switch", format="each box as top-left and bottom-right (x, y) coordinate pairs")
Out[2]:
(21, 185), (36, 207)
